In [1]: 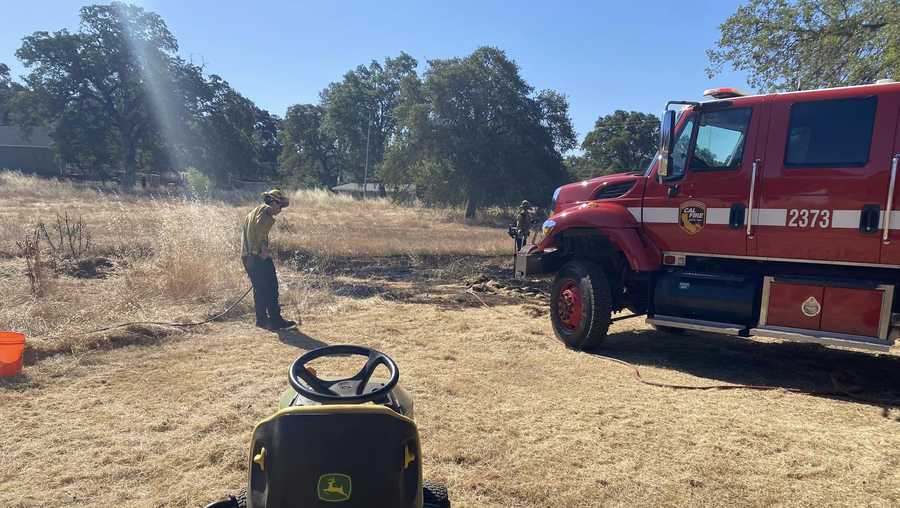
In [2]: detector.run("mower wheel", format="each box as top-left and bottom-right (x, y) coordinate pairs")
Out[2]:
(550, 260), (611, 351)
(203, 488), (246, 508)
(234, 488), (247, 508)
(423, 480), (451, 508)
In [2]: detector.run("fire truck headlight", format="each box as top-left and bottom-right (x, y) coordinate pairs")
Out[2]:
(542, 219), (556, 237)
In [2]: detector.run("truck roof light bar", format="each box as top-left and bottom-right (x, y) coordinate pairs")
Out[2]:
(703, 87), (750, 99)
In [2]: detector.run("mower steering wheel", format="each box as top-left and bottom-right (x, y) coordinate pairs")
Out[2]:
(289, 345), (400, 403)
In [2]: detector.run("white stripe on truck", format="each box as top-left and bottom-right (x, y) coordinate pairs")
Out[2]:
(606, 207), (900, 230)
(751, 208), (788, 227)
(705, 208), (731, 225)
(831, 210), (861, 229)
(641, 207), (678, 224)
(879, 211), (900, 229)
(626, 207), (900, 229)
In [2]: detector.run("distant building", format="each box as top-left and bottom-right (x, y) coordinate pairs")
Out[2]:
(0, 125), (60, 176)
(331, 182), (415, 197)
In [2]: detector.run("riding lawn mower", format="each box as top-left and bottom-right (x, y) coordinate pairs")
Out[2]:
(206, 345), (451, 508)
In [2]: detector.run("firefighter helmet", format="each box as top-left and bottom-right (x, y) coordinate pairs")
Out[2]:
(263, 189), (290, 208)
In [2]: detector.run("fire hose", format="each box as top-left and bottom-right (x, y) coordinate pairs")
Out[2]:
(43, 286), (253, 339)
(464, 288), (900, 407)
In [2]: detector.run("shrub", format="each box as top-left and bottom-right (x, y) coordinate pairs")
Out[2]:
(39, 211), (93, 259)
(16, 226), (50, 298)
(184, 167), (212, 197)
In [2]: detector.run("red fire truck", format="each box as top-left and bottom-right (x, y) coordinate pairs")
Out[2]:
(516, 80), (900, 353)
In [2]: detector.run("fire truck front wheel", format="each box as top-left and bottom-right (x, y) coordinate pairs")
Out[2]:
(550, 260), (612, 350)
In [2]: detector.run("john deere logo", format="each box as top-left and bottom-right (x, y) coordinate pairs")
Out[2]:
(318, 473), (352, 502)
(801, 296), (821, 317)
(679, 200), (706, 235)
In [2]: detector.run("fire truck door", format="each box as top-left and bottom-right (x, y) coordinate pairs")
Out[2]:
(753, 93), (899, 264)
(878, 106), (900, 265)
(642, 103), (764, 256)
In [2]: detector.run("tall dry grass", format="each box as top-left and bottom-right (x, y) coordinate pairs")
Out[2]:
(275, 188), (512, 257)
(128, 200), (244, 301)
(0, 172), (511, 346)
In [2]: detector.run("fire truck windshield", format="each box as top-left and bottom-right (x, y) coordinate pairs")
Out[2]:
(691, 108), (751, 170)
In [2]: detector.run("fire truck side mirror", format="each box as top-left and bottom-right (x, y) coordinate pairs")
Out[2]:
(657, 110), (676, 179)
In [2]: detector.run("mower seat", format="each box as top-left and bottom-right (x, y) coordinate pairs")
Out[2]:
(247, 404), (424, 508)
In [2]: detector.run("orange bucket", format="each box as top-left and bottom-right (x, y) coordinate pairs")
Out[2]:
(0, 332), (26, 377)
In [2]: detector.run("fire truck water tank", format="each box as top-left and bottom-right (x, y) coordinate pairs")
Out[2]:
(654, 272), (759, 326)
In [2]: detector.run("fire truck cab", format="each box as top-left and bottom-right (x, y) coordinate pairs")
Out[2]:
(518, 81), (900, 353)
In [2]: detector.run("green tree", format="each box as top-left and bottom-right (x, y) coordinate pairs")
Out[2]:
(253, 107), (282, 179)
(160, 62), (279, 184)
(279, 104), (342, 186)
(581, 110), (659, 177)
(0, 63), (15, 124)
(383, 47), (575, 217)
(13, 3), (277, 186)
(14, 2), (187, 185)
(564, 155), (600, 181)
(188, 75), (273, 184)
(320, 53), (419, 183)
(708, 0), (900, 91)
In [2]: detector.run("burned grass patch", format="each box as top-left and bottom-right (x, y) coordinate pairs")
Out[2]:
(22, 323), (186, 366)
(51, 255), (116, 279)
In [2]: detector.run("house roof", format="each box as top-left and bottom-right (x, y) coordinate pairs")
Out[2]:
(0, 125), (53, 148)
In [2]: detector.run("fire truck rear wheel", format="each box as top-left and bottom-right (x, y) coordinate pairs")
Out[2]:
(550, 260), (611, 351)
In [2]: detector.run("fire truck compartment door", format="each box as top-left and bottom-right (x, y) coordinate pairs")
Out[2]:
(820, 286), (887, 338)
(753, 90), (900, 265)
(760, 277), (893, 340)
(642, 103), (766, 256)
(878, 106), (900, 265)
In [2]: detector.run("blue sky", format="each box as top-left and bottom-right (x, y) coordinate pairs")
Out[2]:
(1, 0), (749, 142)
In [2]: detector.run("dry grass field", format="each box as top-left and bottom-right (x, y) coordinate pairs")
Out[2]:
(1, 172), (900, 507)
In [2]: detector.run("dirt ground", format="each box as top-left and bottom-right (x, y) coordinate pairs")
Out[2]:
(2, 174), (899, 507)
(3, 259), (900, 508)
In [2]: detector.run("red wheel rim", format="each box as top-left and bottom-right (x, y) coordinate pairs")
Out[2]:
(557, 279), (583, 331)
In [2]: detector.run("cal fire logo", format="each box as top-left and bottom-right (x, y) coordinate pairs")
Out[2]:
(679, 200), (707, 235)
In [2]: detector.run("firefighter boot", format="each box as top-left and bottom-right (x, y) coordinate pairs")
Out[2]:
(269, 317), (297, 330)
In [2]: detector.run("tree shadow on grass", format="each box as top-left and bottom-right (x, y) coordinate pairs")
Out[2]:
(276, 328), (329, 350)
(592, 328), (900, 410)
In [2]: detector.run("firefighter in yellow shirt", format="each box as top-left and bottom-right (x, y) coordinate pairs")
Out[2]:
(241, 189), (296, 330)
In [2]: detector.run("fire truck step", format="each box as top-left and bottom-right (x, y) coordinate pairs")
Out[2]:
(647, 315), (746, 336)
(750, 326), (893, 352)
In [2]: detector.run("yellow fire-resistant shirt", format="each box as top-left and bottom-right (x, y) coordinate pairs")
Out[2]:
(516, 209), (531, 234)
(241, 204), (276, 257)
